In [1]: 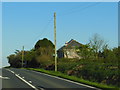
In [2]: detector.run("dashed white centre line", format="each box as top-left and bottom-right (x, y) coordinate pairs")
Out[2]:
(6, 69), (44, 90)
(29, 81), (32, 83)
(15, 74), (39, 90)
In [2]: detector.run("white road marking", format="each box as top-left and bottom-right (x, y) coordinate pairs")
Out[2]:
(7, 69), (44, 90)
(15, 74), (39, 90)
(29, 81), (32, 83)
(6, 69), (14, 74)
(30, 70), (101, 90)
(0, 76), (10, 79)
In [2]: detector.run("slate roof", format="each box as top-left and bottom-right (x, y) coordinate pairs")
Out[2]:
(58, 39), (83, 51)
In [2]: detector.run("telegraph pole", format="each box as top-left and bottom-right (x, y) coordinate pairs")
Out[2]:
(22, 46), (24, 68)
(54, 12), (57, 72)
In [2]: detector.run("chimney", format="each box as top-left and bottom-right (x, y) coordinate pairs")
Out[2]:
(65, 42), (68, 46)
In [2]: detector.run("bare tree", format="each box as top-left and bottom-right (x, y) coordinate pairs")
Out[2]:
(89, 33), (108, 58)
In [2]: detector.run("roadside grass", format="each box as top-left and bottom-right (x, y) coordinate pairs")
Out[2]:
(23, 68), (119, 89)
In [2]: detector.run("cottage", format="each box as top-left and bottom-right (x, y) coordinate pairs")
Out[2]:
(57, 39), (83, 59)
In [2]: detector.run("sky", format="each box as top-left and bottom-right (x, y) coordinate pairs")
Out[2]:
(2, 0), (119, 2)
(2, 2), (118, 67)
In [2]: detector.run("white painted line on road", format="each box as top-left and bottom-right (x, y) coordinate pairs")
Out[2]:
(6, 69), (15, 74)
(7, 69), (44, 90)
(29, 81), (32, 83)
(0, 76), (10, 79)
(15, 74), (39, 90)
(31, 70), (101, 90)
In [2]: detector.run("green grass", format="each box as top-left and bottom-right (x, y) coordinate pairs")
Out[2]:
(23, 68), (119, 89)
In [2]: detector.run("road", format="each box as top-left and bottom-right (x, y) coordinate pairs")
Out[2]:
(1, 68), (100, 90)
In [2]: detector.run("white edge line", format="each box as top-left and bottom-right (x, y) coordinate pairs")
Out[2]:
(6, 69), (44, 90)
(0, 76), (10, 79)
(30, 70), (101, 90)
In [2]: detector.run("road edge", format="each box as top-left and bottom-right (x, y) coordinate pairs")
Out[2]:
(6, 69), (43, 90)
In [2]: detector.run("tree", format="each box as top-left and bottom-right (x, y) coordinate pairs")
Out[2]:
(7, 54), (16, 67)
(7, 38), (55, 68)
(76, 44), (94, 59)
(14, 50), (20, 54)
(35, 38), (54, 50)
(89, 33), (108, 59)
(7, 52), (22, 68)
(24, 50), (36, 62)
(35, 47), (54, 67)
(34, 38), (55, 67)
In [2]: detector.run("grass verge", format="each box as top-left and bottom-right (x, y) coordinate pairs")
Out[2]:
(23, 68), (119, 89)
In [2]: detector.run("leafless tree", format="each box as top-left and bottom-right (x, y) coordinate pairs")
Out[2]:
(89, 33), (108, 58)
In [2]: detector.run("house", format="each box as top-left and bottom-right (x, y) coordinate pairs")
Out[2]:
(57, 39), (83, 59)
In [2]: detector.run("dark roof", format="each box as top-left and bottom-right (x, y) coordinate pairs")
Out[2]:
(58, 39), (83, 51)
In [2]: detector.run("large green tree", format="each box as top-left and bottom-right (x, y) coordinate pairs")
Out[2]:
(35, 38), (54, 50)
(34, 38), (54, 67)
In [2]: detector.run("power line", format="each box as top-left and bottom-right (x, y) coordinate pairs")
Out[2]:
(24, 2), (102, 50)
(58, 2), (102, 17)
(24, 15), (53, 49)
(34, 16), (53, 41)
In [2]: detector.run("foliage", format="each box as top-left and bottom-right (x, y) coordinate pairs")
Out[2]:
(57, 58), (119, 87)
(7, 36), (119, 88)
(56, 44), (120, 87)
(7, 52), (22, 68)
(24, 51), (36, 61)
(24, 68), (119, 89)
(36, 55), (54, 68)
(35, 38), (54, 50)
(76, 44), (94, 59)
(7, 38), (54, 68)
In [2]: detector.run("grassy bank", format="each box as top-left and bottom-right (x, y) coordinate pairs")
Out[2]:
(23, 68), (119, 89)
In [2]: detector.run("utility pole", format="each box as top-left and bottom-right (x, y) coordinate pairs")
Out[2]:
(54, 12), (57, 72)
(22, 46), (24, 68)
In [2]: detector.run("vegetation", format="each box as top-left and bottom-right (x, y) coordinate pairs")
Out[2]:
(35, 38), (54, 50)
(7, 38), (55, 68)
(24, 68), (119, 89)
(7, 34), (120, 88)
(58, 58), (119, 87)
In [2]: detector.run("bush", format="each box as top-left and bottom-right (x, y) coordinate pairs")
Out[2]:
(56, 58), (119, 87)
(36, 55), (54, 68)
